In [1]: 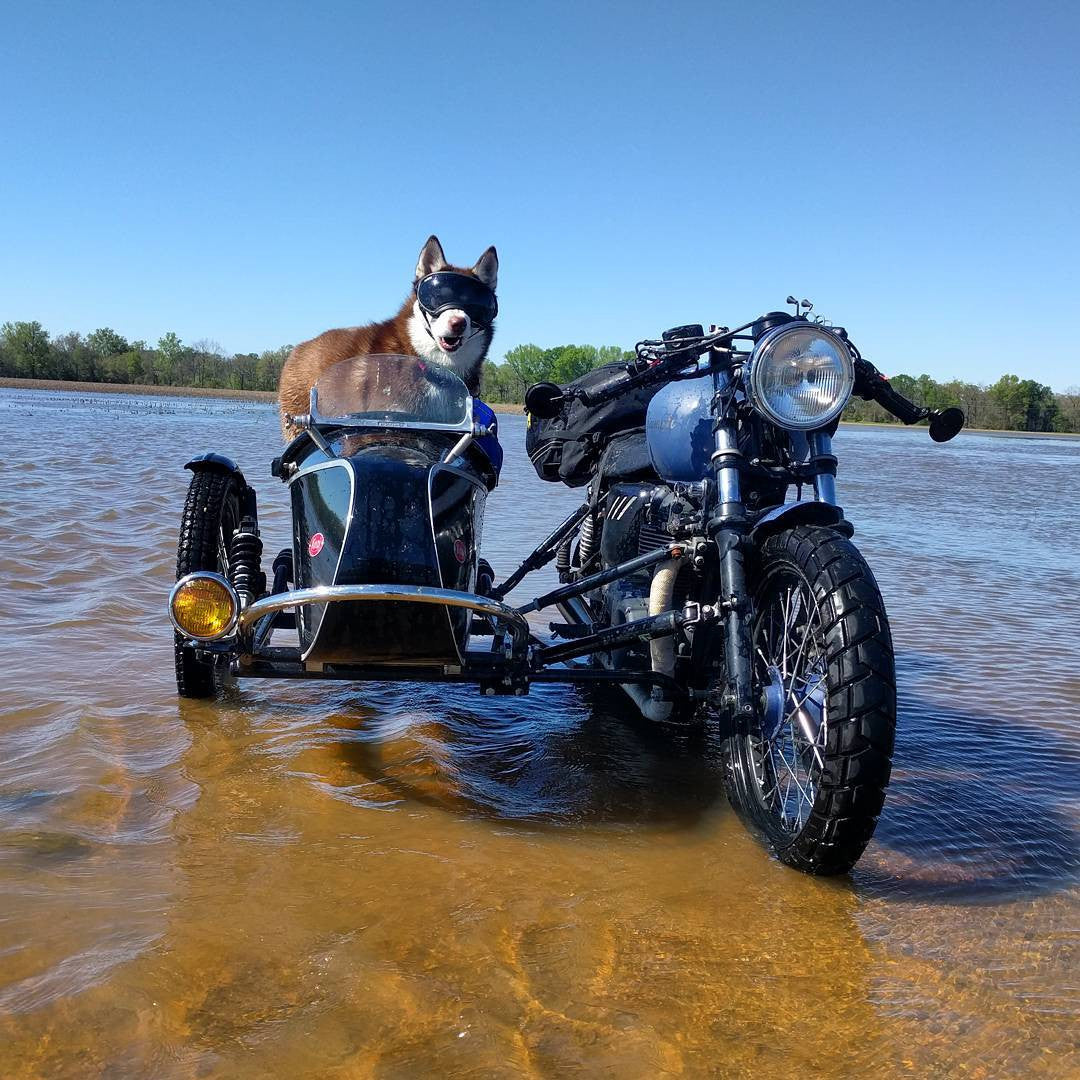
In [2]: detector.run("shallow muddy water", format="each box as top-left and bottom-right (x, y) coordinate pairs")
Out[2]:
(0, 387), (1077, 1078)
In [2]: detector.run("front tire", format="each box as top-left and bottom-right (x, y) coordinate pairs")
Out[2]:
(174, 469), (243, 699)
(725, 525), (896, 875)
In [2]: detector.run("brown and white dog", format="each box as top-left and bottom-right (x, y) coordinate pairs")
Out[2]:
(278, 236), (498, 439)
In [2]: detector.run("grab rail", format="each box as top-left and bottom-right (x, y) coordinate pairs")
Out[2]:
(237, 584), (531, 651)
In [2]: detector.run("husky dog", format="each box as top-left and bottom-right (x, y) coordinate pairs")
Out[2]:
(278, 236), (498, 439)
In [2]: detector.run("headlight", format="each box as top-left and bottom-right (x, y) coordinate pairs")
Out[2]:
(169, 572), (239, 641)
(745, 324), (854, 430)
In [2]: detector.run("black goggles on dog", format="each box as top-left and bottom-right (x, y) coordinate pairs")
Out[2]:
(416, 272), (498, 327)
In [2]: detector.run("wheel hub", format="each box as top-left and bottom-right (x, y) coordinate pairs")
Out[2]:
(760, 664), (786, 742)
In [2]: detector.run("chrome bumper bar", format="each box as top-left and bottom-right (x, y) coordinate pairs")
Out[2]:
(237, 584), (531, 649)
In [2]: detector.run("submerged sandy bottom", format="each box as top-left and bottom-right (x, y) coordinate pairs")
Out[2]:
(0, 388), (1077, 1077)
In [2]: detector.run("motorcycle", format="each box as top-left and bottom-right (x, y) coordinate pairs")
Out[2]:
(169, 304), (964, 874)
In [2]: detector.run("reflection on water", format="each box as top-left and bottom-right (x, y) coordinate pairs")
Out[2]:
(0, 389), (1077, 1076)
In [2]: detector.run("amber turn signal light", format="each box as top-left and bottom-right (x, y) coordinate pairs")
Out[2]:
(169, 573), (239, 641)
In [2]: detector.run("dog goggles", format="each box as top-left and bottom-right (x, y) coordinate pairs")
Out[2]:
(417, 272), (498, 327)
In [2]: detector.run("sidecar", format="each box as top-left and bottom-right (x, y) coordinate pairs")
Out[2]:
(170, 354), (535, 697)
(170, 352), (693, 705)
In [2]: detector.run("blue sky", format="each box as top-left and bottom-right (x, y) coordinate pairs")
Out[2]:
(2, 1), (1077, 388)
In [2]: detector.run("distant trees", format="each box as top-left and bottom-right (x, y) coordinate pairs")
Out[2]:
(0, 320), (1076, 433)
(0, 322), (293, 393)
(482, 343), (633, 403)
(843, 370), (1066, 432)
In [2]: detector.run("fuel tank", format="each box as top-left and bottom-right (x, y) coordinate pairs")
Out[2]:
(289, 435), (487, 665)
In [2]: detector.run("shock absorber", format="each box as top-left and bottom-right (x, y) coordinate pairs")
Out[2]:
(577, 511), (600, 569)
(228, 517), (264, 607)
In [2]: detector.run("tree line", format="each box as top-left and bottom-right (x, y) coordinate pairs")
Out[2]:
(0, 320), (291, 392)
(2, 320), (1077, 432)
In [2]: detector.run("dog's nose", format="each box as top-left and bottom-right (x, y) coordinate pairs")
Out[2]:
(447, 315), (467, 334)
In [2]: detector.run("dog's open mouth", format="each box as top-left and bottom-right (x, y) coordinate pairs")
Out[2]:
(438, 335), (463, 353)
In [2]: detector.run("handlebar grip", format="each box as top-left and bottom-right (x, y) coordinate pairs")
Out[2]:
(853, 357), (928, 425)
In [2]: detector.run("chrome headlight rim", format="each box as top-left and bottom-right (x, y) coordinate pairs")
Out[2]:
(169, 571), (240, 642)
(745, 323), (855, 431)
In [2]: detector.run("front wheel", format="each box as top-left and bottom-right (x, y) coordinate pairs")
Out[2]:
(724, 525), (896, 875)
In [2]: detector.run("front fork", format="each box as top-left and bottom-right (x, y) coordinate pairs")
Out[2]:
(707, 368), (756, 725)
(707, 371), (839, 727)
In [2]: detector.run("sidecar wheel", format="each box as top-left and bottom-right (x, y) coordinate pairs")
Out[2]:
(174, 469), (242, 699)
(725, 526), (896, 875)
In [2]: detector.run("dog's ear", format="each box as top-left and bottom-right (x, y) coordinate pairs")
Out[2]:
(472, 246), (498, 290)
(415, 235), (447, 280)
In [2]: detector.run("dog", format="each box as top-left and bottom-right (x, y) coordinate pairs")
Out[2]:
(278, 236), (498, 439)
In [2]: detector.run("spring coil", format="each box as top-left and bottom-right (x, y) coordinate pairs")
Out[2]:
(228, 523), (263, 604)
(556, 536), (572, 581)
(578, 511), (600, 568)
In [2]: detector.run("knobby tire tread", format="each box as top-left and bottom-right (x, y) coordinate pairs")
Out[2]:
(174, 471), (238, 698)
(736, 525), (897, 875)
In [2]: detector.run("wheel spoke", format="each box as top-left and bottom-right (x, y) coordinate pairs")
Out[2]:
(749, 569), (830, 834)
(785, 669), (825, 722)
(773, 744), (811, 818)
(784, 591), (814, 697)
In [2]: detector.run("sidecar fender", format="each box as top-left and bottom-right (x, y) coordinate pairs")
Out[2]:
(749, 502), (854, 542)
(185, 452), (247, 489)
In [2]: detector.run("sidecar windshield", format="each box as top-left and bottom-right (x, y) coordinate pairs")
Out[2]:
(311, 354), (472, 431)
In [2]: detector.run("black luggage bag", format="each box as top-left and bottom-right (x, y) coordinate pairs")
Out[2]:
(525, 364), (662, 488)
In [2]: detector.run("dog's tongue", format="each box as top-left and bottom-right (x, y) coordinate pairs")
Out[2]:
(440, 336), (462, 353)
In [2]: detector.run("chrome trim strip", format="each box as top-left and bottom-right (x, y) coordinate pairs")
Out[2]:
(290, 459), (357, 662)
(236, 585), (530, 649)
(169, 572), (241, 642)
(310, 388), (475, 434)
(427, 465), (466, 664)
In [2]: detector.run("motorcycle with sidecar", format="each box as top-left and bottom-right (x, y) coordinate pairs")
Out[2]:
(169, 309), (963, 873)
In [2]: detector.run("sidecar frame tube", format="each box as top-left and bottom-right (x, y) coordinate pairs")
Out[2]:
(531, 607), (687, 667)
(516, 542), (684, 615)
(491, 501), (590, 599)
(233, 654), (687, 698)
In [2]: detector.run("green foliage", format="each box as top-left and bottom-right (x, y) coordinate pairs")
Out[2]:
(1, 320), (52, 378)
(483, 342), (633, 403)
(86, 327), (129, 357)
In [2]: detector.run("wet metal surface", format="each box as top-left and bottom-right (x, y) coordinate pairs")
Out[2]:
(0, 388), (1078, 1077)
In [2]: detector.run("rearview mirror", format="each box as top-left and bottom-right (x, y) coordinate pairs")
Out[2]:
(929, 407), (965, 443)
(524, 382), (564, 420)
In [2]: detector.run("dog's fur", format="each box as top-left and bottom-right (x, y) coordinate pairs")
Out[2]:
(278, 236), (497, 439)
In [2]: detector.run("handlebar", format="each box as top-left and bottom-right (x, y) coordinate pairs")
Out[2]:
(527, 319), (966, 444)
(577, 366), (639, 406)
(854, 357), (965, 442)
(576, 325), (715, 407)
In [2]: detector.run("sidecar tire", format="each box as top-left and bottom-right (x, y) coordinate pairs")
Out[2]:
(173, 469), (243, 699)
(725, 525), (896, 875)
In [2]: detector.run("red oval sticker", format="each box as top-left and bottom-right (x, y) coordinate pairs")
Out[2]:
(453, 538), (467, 564)
(308, 533), (325, 557)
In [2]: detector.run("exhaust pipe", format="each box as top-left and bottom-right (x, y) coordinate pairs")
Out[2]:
(619, 558), (680, 721)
